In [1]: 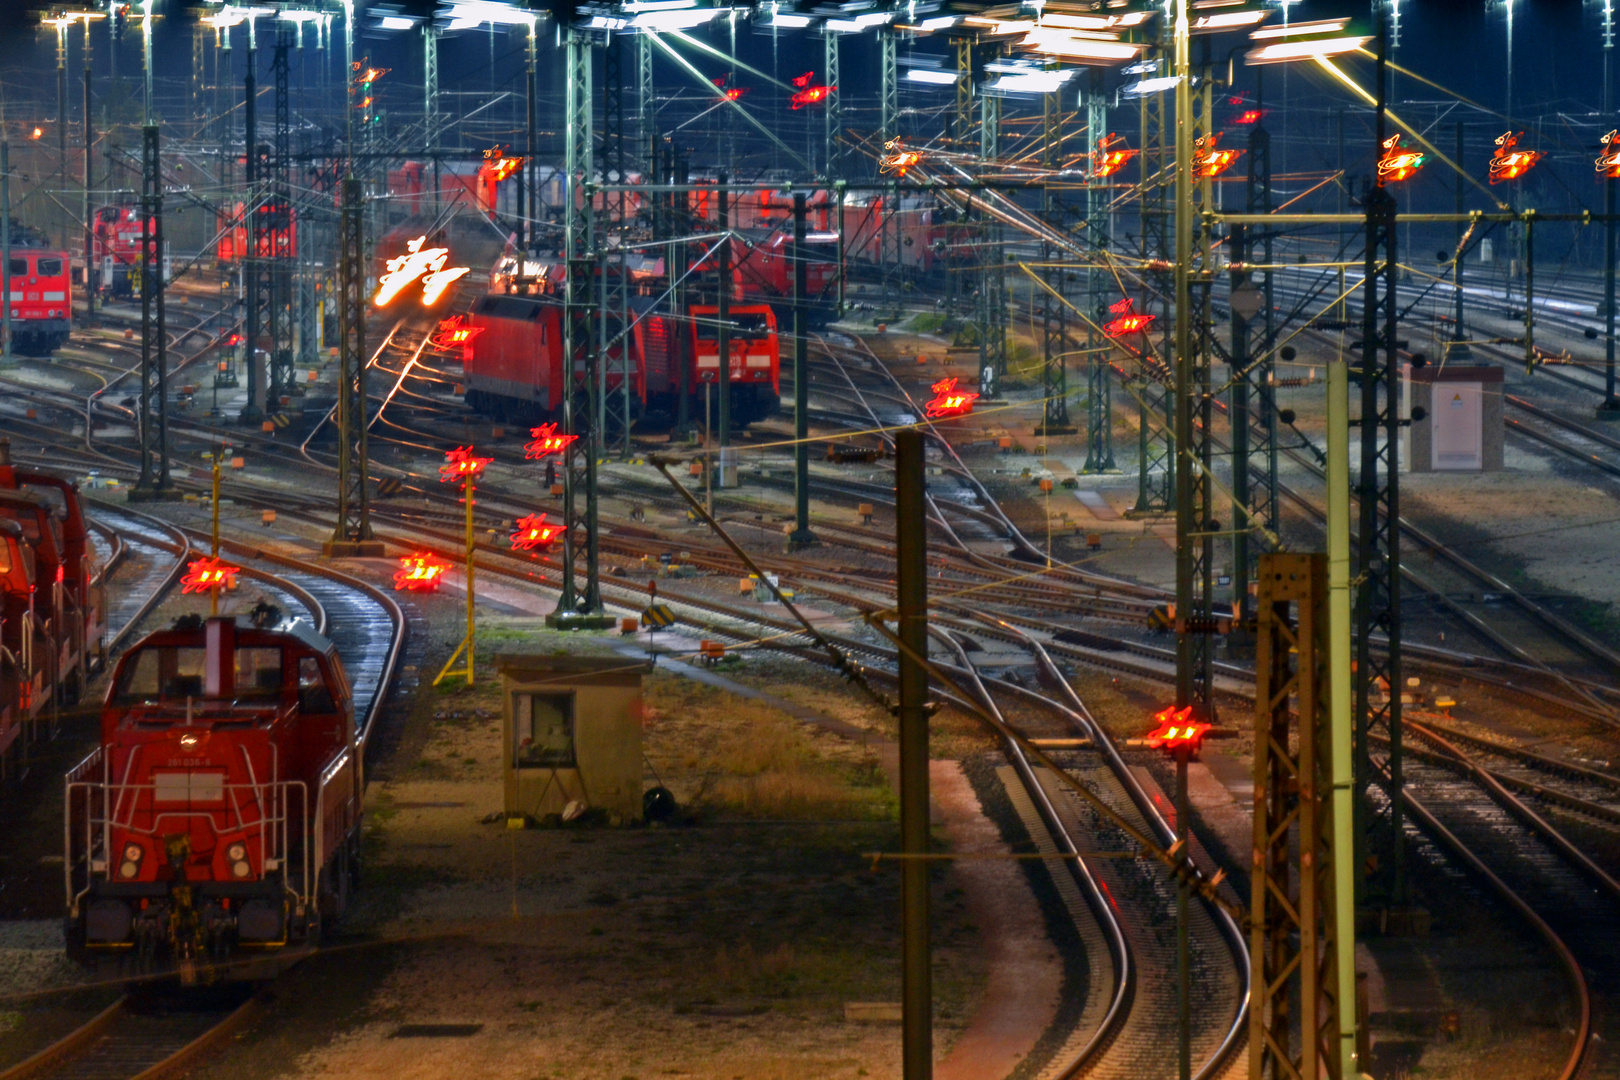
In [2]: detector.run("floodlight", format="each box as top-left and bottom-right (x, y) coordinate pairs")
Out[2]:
(1122, 74), (1183, 94)
(1249, 17), (1349, 39)
(1244, 35), (1370, 64)
(905, 69), (959, 85)
(1019, 29), (1140, 61)
(1192, 9), (1269, 31)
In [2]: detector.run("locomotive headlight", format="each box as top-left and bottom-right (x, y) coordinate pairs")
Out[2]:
(227, 842), (247, 862)
(118, 860), (140, 878)
(123, 842), (143, 863)
(231, 860), (251, 879)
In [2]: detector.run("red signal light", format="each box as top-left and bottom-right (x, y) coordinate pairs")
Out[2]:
(1141, 705), (1212, 753)
(1093, 133), (1138, 178)
(1193, 132), (1243, 178)
(791, 71), (814, 89)
(524, 422), (578, 460)
(1489, 130), (1543, 184)
(1104, 297), (1156, 337)
(510, 513), (562, 551)
(1377, 134), (1425, 183)
(791, 85), (833, 109)
(180, 557), (239, 595)
(924, 376), (978, 419)
(1597, 130), (1620, 179)
(439, 446), (492, 482)
(393, 553), (447, 593)
(430, 315), (483, 351)
(1233, 108), (1264, 125)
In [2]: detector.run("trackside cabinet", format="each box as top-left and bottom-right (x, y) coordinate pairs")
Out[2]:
(1409, 365), (1504, 472)
(497, 655), (650, 823)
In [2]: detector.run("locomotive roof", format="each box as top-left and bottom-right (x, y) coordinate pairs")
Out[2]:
(0, 488), (58, 514)
(139, 615), (334, 653)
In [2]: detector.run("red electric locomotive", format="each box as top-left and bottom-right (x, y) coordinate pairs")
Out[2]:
(5, 246), (74, 355)
(65, 613), (360, 977)
(729, 228), (839, 328)
(0, 441), (105, 759)
(215, 199), (298, 264)
(459, 294), (780, 428)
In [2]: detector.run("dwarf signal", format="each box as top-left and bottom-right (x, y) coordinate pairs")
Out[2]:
(1598, 131), (1620, 178)
(510, 513), (562, 551)
(925, 377), (979, 419)
(394, 553), (448, 593)
(1140, 704), (1212, 754)
(524, 423), (578, 459)
(180, 557), (239, 595)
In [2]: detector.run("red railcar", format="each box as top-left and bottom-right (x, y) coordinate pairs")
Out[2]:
(459, 294), (779, 428)
(5, 247), (74, 354)
(0, 441), (104, 758)
(65, 615), (360, 976)
(215, 199), (298, 264)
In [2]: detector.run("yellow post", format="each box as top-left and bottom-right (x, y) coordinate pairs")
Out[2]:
(433, 470), (477, 687)
(210, 451), (222, 616)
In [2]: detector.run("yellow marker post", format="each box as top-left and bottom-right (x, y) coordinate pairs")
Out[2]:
(434, 447), (488, 687)
(209, 449), (223, 615)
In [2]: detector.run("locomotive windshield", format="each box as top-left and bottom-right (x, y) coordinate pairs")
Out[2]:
(6, 258), (24, 276)
(35, 257), (62, 276)
(115, 646), (207, 703)
(113, 645), (286, 705)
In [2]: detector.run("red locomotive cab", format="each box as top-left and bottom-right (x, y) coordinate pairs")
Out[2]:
(463, 293), (566, 423)
(688, 304), (780, 426)
(66, 616), (359, 975)
(6, 249), (74, 355)
(0, 519), (38, 751)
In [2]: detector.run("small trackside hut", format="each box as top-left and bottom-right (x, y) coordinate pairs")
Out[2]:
(498, 654), (650, 825)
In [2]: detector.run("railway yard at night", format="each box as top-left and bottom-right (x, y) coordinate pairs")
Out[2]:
(7, 0), (1620, 1078)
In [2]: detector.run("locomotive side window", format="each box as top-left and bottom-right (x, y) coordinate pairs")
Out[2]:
(116, 647), (208, 703)
(36, 257), (63, 277)
(512, 692), (575, 768)
(235, 647), (283, 699)
(297, 656), (337, 713)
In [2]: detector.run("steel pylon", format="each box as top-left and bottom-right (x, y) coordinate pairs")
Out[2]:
(1129, 41), (1172, 515)
(551, 30), (608, 629)
(131, 123), (171, 498)
(1037, 86), (1073, 435)
(1082, 79), (1115, 471)
(324, 177), (378, 556)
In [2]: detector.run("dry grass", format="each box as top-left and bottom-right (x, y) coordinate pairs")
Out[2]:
(644, 673), (894, 821)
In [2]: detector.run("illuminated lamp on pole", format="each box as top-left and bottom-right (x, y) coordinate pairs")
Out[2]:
(435, 447), (491, 687)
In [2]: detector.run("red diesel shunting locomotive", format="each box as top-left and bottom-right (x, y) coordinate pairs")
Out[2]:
(65, 613), (360, 978)
(0, 441), (104, 761)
